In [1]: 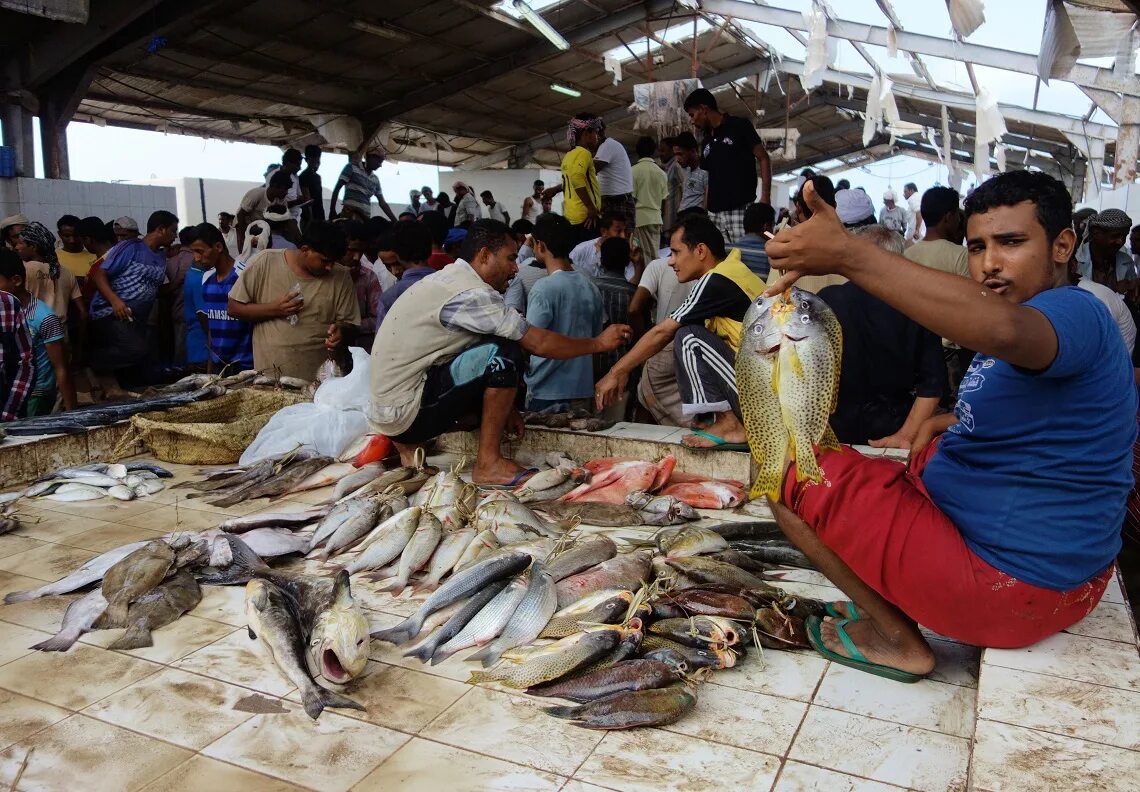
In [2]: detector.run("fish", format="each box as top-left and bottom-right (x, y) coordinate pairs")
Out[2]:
(44, 484), (106, 502)
(472, 500), (568, 538)
(512, 467), (570, 499)
(543, 681), (698, 729)
(662, 526), (730, 558)
(639, 636), (738, 670)
(541, 589), (634, 638)
(176, 456), (278, 493)
(351, 434), (392, 468)
(651, 589), (757, 622)
(555, 551), (653, 609)
(664, 556), (784, 597)
(466, 624), (631, 687)
(777, 287), (842, 488)
(124, 462), (172, 478)
(546, 536), (618, 581)
(754, 606), (811, 649)
(282, 462), (358, 497)
(431, 569), (532, 664)
(0, 491), (25, 505)
(29, 589), (108, 652)
(204, 537), (370, 682)
(516, 478), (581, 503)
(706, 520), (783, 541)
(107, 485), (136, 501)
(402, 579), (510, 662)
(100, 540), (177, 626)
(210, 456), (333, 506)
(378, 511), (443, 594)
(217, 506), (332, 533)
(527, 658), (681, 702)
(314, 497), (383, 559)
(658, 481), (746, 509)
(726, 539), (815, 570)
(108, 570), (202, 650)
(417, 525), (477, 591)
(469, 561), (557, 667)
(342, 507), (421, 575)
(375, 550), (533, 645)
(320, 463), (384, 504)
(134, 480), (165, 496)
(429, 504), (468, 533)
(234, 527), (312, 559)
(648, 616), (741, 648)
(737, 292), (793, 502)
(560, 457), (677, 505)
(454, 529), (499, 571)
(531, 500), (643, 528)
(3, 541), (151, 603)
(244, 579), (365, 720)
(625, 492), (700, 525)
(417, 470), (474, 512)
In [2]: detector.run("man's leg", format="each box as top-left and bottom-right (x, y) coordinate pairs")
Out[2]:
(770, 500), (936, 675)
(673, 326), (746, 446)
(637, 342), (686, 427)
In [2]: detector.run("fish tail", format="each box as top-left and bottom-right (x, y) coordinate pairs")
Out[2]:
(820, 425), (841, 452)
(109, 624), (153, 651)
(467, 642), (503, 668)
(794, 435), (823, 483)
(4, 590), (37, 604)
(371, 615), (422, 645)
(300, 687), (326, 720)
(320, 688), (366, 714)
(466, 670), (497, 685)
(30, 629), (79, 652)
(103, 600), (129, 627)
(749, 460), (784, 504)
(402, 637), (441, 662)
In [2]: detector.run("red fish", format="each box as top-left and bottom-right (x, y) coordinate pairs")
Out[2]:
(352, 434), (392, 468)
(665, 471), (745, 489)
(659, 481), (746, 509)
(562, 457), (677, 504)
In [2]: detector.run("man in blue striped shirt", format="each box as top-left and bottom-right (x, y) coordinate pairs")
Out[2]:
(190, 222), (253, 373)
(731, 202), (774, 279)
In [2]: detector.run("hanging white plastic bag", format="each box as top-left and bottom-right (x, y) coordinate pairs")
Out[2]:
(801, 4), (830, 91)
(240, 347), (373, 465)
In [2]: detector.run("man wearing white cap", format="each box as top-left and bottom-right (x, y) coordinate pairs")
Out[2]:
(0, 213), (29, 249)
(452, 181), (482, 228)
(113, 216), (140, 242)
(880, 190), (908, 235)
(836, 188), (876, 228)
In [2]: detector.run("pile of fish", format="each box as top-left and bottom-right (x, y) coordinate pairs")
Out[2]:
(0, 462), (172, 505)
(367, 519), (822, 730)
(536, 455), (748, 510)
(0, 386), (227, 436)
(738, 287), (842, 502)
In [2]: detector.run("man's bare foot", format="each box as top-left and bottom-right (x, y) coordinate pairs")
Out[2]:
(393, 441), (423, 467)
(472, 457), (534, 487)
(818, 617), (936, 676)
(681, 412), (747, 448)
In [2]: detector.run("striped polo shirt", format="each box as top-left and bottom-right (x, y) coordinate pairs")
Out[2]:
(199, 261), (254, 370)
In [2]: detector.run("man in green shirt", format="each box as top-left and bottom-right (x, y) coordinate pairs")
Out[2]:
(631, 136), (668, 262)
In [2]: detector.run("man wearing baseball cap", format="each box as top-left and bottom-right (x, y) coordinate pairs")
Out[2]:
(113, 216), (140, 242)
(879, 190), (908, 235)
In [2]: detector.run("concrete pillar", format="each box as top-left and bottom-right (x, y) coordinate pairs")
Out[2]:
(38, 108), (69, 180)
(1, 102), (35, 177)
(35, 64), (93, 180)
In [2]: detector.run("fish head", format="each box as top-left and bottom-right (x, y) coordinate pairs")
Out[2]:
(780, 287), (830, 344)
(741, 294), (786, 356)
(309, 570), (370, 683)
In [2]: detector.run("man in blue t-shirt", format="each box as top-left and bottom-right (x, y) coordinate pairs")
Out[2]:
(190, 222), (253, 373)
(524, 213), (603, 412)
(762, 170), (1135, 683)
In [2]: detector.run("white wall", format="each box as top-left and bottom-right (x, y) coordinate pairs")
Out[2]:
(440, 168), (563, 222)
(0, 177), (175, 229)
(1081, 181), (1140, 219)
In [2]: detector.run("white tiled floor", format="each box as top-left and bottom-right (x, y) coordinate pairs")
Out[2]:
(0, 452), (1137, 791)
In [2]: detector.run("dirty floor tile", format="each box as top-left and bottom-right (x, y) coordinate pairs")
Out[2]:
(173, 629), (296, 697)
(814, 665), (977, 738)
(201, 709), (407, 790)
(970, 719), (1140, 792)
(0, 643), (161, 710)
(0, 689), (72, 751)
(60, 522), (166, 552)
(983, 630), (1140, 692)
(83, 667), (257, 750)
(788, 706), (969, 792)
(711, 648), (829, 703)
(0, 713), (192, 792)
(0, 542), (94, 581)
(139, 755), (309, 792)
(662, 682), (807, 756)
(80, 614), (235, 665)
(976, 664), (1140, 752)
(774, 761), (908, 791)
(575, 727), (781, 792)
(355, 737), (565, 791)
(421, 686), (604, 776)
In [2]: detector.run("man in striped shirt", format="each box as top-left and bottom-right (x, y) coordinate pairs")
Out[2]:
(0, 256), (33, 421)
(190, 222), (253, 373)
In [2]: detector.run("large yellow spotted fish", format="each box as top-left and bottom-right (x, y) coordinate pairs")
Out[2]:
(736, 288), (842, 502)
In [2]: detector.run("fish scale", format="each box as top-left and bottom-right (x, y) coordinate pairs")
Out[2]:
(466, 626), (626, 688)
(469, 561), (557, 667)
(737, 293), (791, 502)
(381, 512), (443, 593)
(431, 571), (531, 663)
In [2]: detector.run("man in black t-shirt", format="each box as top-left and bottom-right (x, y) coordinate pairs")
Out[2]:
(298, 144), (324, 231)
(683, 89), (771, 244)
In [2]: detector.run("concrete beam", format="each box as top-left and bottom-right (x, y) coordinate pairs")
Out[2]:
(37, 63), (94, 179)
(698, 0), (1140, 97)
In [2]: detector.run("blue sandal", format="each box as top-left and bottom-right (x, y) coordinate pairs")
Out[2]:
(806, 616), (926, 684)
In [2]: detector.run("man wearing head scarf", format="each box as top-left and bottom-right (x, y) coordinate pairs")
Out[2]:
(451, 181), (482, 228)
(560, 113), (604, 244)
(14, 222), (86, 332)
(1076, 208), (1139, 293)
(836, 189), (876, 229)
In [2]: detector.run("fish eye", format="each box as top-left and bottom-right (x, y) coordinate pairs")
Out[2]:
(357, 638), (365, 646)
(800, 301), (809, 309)
(800, 314), (810, 324)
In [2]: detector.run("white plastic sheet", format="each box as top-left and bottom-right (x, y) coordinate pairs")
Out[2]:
(240, 347), (372, 466)
(973, 86), (1008, 182)
(801, 4), (830, 91)
(946, 0), (985, 39)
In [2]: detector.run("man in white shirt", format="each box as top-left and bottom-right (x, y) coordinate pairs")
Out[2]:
(481, 191), (510, 225)
(879, 190), (908, 235)
(218, 212), (241, 260)
(904, 182), (923, 242)
(452, 181), (483, 228)
(521, 180), (544, 224)
(594, 126), (635, 232)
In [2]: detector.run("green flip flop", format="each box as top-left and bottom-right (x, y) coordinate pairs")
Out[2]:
(806, 616), (926, 684)
(824, 601), (863, 621)
(682, 429), (750, 452)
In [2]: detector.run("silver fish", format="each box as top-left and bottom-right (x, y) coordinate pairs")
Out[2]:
(236, 528), (312, 558)
(321, 463), (385, 504)
(431, 568), (531, 663)
(29, 589), (108, 652)
(454, 528), (498, 571)
(417, 525), (477, 592)
(218, 506), (331, 533)
(107, 485), (136, 501)
(44, 484), (106, 502)
(343, 506), (421, 575)
(315, 497), (383, 559)
(307, 499), (367, 552)
(469, 561), (557, 667)
(472, 500), (568, 538)
(379, 511), (443, 593)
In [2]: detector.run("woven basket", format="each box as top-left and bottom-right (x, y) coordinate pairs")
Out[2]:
(122, 389), (308, 465)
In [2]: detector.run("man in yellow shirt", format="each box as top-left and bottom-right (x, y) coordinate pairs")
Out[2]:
(561, 113), (603, 244)
(56, 214), (97, 279)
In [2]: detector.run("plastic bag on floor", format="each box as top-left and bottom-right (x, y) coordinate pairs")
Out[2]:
(240, 347), (372, 465)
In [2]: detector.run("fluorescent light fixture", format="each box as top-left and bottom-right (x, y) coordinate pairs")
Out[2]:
(550, 83), (581, 97)
(513, 0), (570, 50)
(352, 20), (410, 42)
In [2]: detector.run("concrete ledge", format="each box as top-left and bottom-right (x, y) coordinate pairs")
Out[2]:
(0, 423), (142, 486)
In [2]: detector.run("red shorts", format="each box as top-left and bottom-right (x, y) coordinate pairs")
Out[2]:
(784, 443), (1112, 649)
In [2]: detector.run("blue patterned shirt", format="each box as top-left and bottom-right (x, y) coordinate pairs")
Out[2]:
(90, 239), (167, 320)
